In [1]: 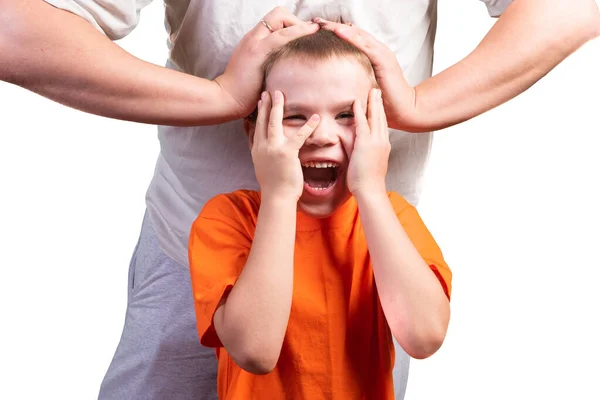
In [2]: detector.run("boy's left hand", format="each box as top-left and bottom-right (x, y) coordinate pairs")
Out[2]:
(345, 88), (391, 198)
(315, 18), (419, 132)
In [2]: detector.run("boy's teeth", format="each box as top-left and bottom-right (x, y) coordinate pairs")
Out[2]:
(307, 182), (334, 190)
(302, 161), (338, 168)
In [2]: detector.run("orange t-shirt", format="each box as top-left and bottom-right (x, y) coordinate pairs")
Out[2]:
(189, 190), (451, 400)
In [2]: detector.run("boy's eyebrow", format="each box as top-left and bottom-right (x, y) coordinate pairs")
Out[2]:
(284, 100), (355, 113)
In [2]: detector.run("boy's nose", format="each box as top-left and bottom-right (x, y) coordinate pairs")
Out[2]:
(304, 118), (339, 147)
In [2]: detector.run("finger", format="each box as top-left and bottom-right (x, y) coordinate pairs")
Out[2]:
(263, 21), (319, 48)
(314, 19), (383, 61)
(367, 88), (380, 135)
(264, 6), (307, 29)
(378, 91), (389, 140)
(353, 99), (369, 138)
(290, 114), (320, 149)
(254, 91), (270, 145)
(252, 7), (317, 39)
(268, 90), (285, 141)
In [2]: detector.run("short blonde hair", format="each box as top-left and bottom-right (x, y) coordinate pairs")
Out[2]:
(263, 29), (376, 84)
(247, 29), (377, 120)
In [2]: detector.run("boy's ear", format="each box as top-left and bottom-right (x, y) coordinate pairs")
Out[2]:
(243, 118), (255, 149)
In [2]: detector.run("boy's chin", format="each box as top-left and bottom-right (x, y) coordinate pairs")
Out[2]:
(297, 193), (351, 219)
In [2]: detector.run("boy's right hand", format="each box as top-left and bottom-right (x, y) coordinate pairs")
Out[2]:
(252, 91), (320, 201)
(216, 7), (319, 119)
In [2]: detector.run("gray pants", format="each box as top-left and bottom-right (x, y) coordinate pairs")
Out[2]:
(98, 213), (409, 399)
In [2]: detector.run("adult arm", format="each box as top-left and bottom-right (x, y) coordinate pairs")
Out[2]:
(0, 1), (318, 126)
(409, 0), (600, 131)
(319, 0), (600, 132)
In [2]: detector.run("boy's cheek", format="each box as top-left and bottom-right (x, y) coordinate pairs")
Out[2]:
(340, 130), (356, 157)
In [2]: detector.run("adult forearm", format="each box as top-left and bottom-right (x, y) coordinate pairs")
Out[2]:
(403, 0), (600, 132)
(0, 0), (240, 126)
(355, 191), (450, 359)
(215, 196), (296, 374)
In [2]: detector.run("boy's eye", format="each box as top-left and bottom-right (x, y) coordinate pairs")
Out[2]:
(283, 115), (307, 121)
(337, 112), (354, 119)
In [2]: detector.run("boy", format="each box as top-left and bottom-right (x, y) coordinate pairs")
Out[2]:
(189, 30), (451, 399)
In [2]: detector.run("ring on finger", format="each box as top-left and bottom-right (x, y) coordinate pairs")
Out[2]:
(261, 19), (274, 33)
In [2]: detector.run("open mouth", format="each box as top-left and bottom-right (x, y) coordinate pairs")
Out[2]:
(301, 161), (340, 190)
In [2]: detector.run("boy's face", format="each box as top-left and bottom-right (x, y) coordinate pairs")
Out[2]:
(247, 55), (374, 218)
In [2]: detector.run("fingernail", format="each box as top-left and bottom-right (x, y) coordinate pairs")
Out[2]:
(258, 100), (262, 108)
(313, 17), (324, 23)
(310, 114), (320, 122)
(261, 91), (267, 101)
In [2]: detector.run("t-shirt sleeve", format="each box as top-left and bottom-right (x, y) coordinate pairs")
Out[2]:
(43, 0), (153, 40)
(389, 193), (453, 300)
(480, 0), (513, 18)
(188, 194), (254, 348)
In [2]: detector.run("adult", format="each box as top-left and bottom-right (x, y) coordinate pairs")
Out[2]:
(0, 1), (598, 399)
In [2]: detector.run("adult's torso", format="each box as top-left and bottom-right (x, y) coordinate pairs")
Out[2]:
(150, 0), (438, 266)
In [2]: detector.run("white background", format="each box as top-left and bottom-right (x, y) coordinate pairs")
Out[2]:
(1, 1), (599, 399)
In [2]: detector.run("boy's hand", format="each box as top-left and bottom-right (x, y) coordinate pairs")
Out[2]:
(215, 8), (319, 119)
(252, 91), (320, 201)
(315, 18), (418, 131)
(346, 88), (391, 198)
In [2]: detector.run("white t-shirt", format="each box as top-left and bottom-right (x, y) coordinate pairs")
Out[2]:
(44, 0), (512, 267)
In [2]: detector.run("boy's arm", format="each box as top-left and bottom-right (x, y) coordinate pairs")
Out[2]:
(0, 1), (318, 126)
(213, 196), (297, 375)
(355, 192), (450, 360)
(348, 90), (450, 359)
(210, 92), (319, 374)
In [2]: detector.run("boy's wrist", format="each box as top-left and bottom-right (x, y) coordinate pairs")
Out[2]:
(260, 192), (299, 208)
(354, 189), (393, 222)
(351, 184), (388, 203)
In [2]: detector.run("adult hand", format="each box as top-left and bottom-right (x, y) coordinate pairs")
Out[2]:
(315, 18), (419, 132)
(252, 91), (320, 201)
(345, 88), (391, 198)
(216, 8), (319, 119)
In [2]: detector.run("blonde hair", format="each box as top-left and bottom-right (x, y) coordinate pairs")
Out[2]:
(263, 29), (376, 84)
(247, 29), (377, 120)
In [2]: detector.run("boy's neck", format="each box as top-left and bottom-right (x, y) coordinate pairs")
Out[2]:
(294, 195), (359, 231)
